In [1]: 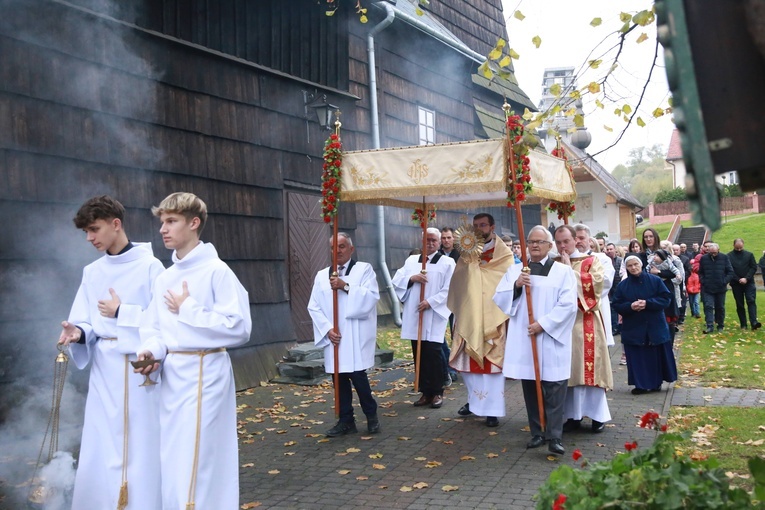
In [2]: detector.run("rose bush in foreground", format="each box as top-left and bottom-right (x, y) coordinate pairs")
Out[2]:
(536, 411), (765, 509)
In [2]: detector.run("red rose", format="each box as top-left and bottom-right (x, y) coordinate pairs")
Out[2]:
(624, 441), (638, 451)
(515, 183), (524, 192)
(516, 192), (525, 202)
(323, 216), (331, 223)
(327, 204), (334, 212)
(328, 196), (336, 203)
(661, 424), (668, 432)
(549, 203), (558, 210)
(570, 205), (576, 211)
(572, 449), (582, 461)
(553, 493), (567, 510)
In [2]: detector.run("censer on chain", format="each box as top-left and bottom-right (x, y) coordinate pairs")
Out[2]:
(28, 344), (69, 506)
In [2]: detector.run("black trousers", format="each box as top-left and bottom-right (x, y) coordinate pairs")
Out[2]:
(702, 291), (727, 328)
(521, 379), (568, 441)
(337, 370), (377, 424)
(411, 340), (444, 397)
(730, 281), (758, 327)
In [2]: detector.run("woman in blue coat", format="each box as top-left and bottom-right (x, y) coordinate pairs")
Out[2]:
(612, 255), (678, 395)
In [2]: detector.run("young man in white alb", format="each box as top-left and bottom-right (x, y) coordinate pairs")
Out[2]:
(135, 192), (252, 510)
(59, 195), (164, 510)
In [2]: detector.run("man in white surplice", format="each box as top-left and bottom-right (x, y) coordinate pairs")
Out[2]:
(392, 228), (455, 409)
(308, 232), (381, 437)
(58, 195), (164, 510)
(136, 192), (252, 510)
(493, 225), (577, 456)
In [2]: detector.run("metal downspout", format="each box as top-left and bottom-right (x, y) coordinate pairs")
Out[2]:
(367, 3), (401, 326)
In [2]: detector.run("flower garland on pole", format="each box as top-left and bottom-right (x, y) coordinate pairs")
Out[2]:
(321, 131), (342, 224)
(547, 145), (577, 223)
(410, 207), (436, 228)
(505, 112), (532, 207)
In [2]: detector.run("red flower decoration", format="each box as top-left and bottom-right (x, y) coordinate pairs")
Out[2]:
(639, 411), (661, 429)
(624, 441), (638, 451)
(553, 493), (567, 510)
(547, 147), (576, 220)
(411, 208), (437, 228)
(661, 424), (668, 432)
(572, 449), (582, 461)
(505, 112), (533, 207)
(321, 133), (342, 223)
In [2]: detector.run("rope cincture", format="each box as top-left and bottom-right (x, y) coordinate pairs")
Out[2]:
(118, 354), (129, 510)
(166, 348), (226, 510)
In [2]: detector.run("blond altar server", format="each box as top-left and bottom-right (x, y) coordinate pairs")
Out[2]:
(392, 227), (456, 408)
(58, 195), (164, 510)
(136, 193), (252, 510)
(308, 232), (381, 436)
(554, 225), (613, 434)
(494, 225), (578, 455)
(447, 213), (514, 427)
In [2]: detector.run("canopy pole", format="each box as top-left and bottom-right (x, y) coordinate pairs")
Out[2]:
(414, 199), (428, 393)
(504, 103), (546, 431)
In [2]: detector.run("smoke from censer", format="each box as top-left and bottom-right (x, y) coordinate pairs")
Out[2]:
(0, 0), (163, 507)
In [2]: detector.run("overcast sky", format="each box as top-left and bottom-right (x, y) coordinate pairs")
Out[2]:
(500, 0), (674, 171)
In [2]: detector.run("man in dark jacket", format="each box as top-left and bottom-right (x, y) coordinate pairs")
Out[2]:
(698, 243), (735, 334)
(727, 239), (761, 330)
(673, 244), (692, 324)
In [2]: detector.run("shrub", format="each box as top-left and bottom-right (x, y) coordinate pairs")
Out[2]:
(535, 411), (765, 509)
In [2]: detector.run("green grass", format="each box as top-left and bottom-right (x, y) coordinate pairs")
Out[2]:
(640, 213), (765, 251)
(668, 407), (765, 492)
(678, 291), (765, 389)
(377, 326), (413, 360)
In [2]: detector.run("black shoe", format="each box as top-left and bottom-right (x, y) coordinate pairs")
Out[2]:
(367, 416), (380, 434)
(631, 388), (649, 395)
(717, 325), (724, 332)
(753, 322), (762, 330)
(413, 394), (432, 407)
(591, 420), (606, 433)
(326, 421), (357, 437)
(562, 418), (581, 433)
(450, 372), (458, 382)
(443, 377), (453, 388)
(526, 435), (546, 449)
(741, 325), (748, 330)
(457, 403), (472, 416)
(548, 439), (565, 455)
(486, 416), (499, 427)
(702, 326), (714, 334)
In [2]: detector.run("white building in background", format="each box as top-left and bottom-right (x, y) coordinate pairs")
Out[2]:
(538, 67), (643, 243)
(666, 128), (738, 188)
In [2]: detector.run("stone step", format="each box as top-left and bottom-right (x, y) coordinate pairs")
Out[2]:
(284, 343), (324, 362)
(272, 349), (396, 386)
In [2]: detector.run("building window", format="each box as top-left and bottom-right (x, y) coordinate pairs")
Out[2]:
(729, 171), (738, 185)
(419, 107), (435, 146)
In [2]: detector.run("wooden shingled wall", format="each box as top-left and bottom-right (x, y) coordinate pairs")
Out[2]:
(0, 0), (360, 392)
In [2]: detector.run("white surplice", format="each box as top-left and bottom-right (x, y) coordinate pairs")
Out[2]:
(67, 242), (164, 510)
(307, 261), (379, 373)
(392, 254), (455, 342)
(139, 242), (252, 510)
(493, 261), (578, 382)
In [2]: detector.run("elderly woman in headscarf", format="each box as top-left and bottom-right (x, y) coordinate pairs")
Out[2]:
(612, 255), (678, 395)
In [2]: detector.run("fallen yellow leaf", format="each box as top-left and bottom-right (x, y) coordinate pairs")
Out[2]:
(356, 475), (369, 480)
(441, 485), (459, 492)
(346, 447), (361, 453)
(369, 453), (383, 459)
(241, 463), (255, 468)
(337, 469), (351, 475)
(460, 455), (475, 461)
(241, 502), (262, 509)
(486, 453), (499, 458)
(372, 464), (386, 470)
(268, 469), (280, 474)
(400, 486), (413, 492)
(413, 482), (429, 489)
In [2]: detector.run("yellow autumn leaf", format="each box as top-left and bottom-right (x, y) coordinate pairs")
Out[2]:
(495, 38), (507, 48)
(415, 6), (423, 15)
(442, 485), (459, 492)
(397, 436), (411, 441)
(636, 33), (649, 44)
(400, 486), (413, 492)
(338, 469), (351, 475)
(569, 89), (581, 100)
(595, 99), (604, 109)
(356, 475), (369, 480)
(590, 17), (602, 27)
(604, 125), (614, 132)
(508, 48), (520, 60)
(633, 10), (655, 26)
(486, 453), (499, 458)
(589, 59), (602, 69)
(346, 447), (361, 453)
(268, 469), (280, 474)
(565, 107), (577, 117)
(546, 455), (559, 461)
(574, 114), (584, 128)
(531, 35), (541, 48)
(522, 108), (534, 121)
(369, 452), (383, 459)
(460, 455), (476, 461)
(613, 108), (623, 116)
(488, 48), (502, 60)
(241, 463), (255, 468)
(622, 104), (633, 114)
(372, 463), (386, 470)
(567, 126), (577, 134)
(587, 82), (600, 94)
(514, 10), (525, 21)
(549, 83), (562, 97)
(637, 117), (646, 127)
(498, 55), (512, 68)
(413, 482), (429, 489)
(284, 452), (295, 456)
(284, 441), (296, 446)
(425, 460), (443, 468)
(478, 62), (493, 79)
(241, 502), (262, 509)
(414, 456), (427, 461)
(359, 15), (367, 23)
(619, 12), (632, 22)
